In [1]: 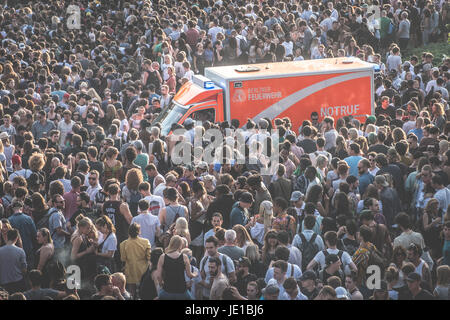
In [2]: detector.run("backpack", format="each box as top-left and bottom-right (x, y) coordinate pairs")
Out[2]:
(322, 249), (345, 272)
(298, 233), (320, 272)
(127, 189), (142, 217)
(239, 36), (249, 54)
(36, 208), (58, 231)
(201, 254), (229, 277)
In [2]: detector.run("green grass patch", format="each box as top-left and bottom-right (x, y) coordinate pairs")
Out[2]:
(402, 38), (450, 65)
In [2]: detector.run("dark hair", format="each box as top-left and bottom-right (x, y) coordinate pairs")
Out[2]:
(359, 225), (373, 242)
(208, 256), (222, 267)
(129, 223), (140, 238)
(205, 236), (219, 247)
(274, 246), (290, 261)
(395, 212), (411, 229)
(28, 269), (44, 287)
(94, 274), (111, 291)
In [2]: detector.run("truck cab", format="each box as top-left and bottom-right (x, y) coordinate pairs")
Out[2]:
(153, 75), (223, 136)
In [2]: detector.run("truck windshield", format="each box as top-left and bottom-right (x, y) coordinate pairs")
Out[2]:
(152, 100), (188, 136)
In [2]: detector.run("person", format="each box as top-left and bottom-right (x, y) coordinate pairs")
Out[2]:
(264, 246), (303, 283)
(91, 274), (125, 300)
(95, 215), (118, 273)
(208, 256), (229, 300)
(156, 235), (197, 300)
(230, 192), (253, 227)
(120, 223), (151, 299)
(0, 229), (27, 294)
(35, 228), (54, 272)
(299, 270), (320, 300)
(131, 199), (161, 248)
(443, 221), (450, 267)
(7, 200), (37, 267)
(405, 272), (435, 300)
(433, 265), (450, 300)
(159, 187), (189, 233)
(111, 272), (132, 300)
(23, 269), (70, 300)
(345, 272), (364, 300)
(48, 195), (70, 262)
(199, 236), (236, 299)
(406, 243), (432, 289)
(318, 253), (345, 285)
(218, 229), (245, 261)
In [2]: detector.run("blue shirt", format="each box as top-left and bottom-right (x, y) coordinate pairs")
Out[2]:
(0, 245), (27, 285)
(49, 209), (67, 249)
(408, 128), (423, 142)
(443, 240), (450, 266)
(344, 156), (364, 178)
(230, 202), (248, 227)
(359, 172), (374, 196)
(8, 212), (37, 258)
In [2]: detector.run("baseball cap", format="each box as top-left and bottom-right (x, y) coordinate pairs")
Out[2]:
(196, 161), (208, 170)
(290, 191), (304, 202)
(366, 115), (376, 124)
(335, 287), (350, 300)
(405, 272), (421, 282)
(300, 270), (317, 282)
(184, 118), (194, 126)
(325, 253), (340, 266)
(12, 154), (21, 166)
(238, 257), (251, 268)
(374, 175), (389, 188)
(239, 192), (254, 204)
(133, 140), (144, 150)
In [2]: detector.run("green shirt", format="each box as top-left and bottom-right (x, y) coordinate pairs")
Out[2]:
(134, 154), (149, 180)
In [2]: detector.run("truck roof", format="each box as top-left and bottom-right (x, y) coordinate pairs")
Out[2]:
(205, 57), (374, 81)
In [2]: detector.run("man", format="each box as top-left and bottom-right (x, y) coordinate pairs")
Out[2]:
(360, 210), (393, 258)
(138, 182), (165, 217)
(199, 236), (236, 299)
(8, 200), (37, 267)
(247, 174), (272, 216)
(63, 176), (81, 221)
(0, 229), (27, 294)
(375, 152), (404, 193)
(309, 137), (332, 166)
(345, 273), (363, 300)
(47, 130), (61, 152)
(397, 11), (410, 51)
(298, 125), (317, 153)
(344, 144), (364, 178)
(246, 281), (259, 300)
(268, 164), (293, 204)
(86, 170), (102, 204)
(49, 194), (70, 261)
(265, 246), (302, 282)
(393, 212), (426, 250)
(131, 199), (161, 248)
(146, 164), (165, 193)
(0, 114), (16, 141)
(24, 269), (70, 300)
(262, 283), (280, 300)
(218, 229), (245, 261)
(368, 131), (389, 155)
(103, 184), (133, 245)
(230, 192), (253, 228)
(407, 243), (432, 289)
(403, 110), (418, 134)
(235, 257), (257, 296)
(277, 231), (302, 270)
(322, 117), (339, 152)
(292, 215), (325, 270)
(431, 175), (450, 218)
(358, 158), (374, 196)
(204, 213), (223, 247)
(31, 110), (56, 140)
(299, 270), (320, 300)
(318, 254), (345, 285)
(405, 272), (434, 300)
(375, 96), (395, 119)
(91, 274), (125, 300)
(8, 154), (32, 181)
(208, 256), (229, 300)
(295, 166), (320, 195)
(374, 174), (400, 228)
(306, 231), (357, 273)
(159, 85), (172, 109)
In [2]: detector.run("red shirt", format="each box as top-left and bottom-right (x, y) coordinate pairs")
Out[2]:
(63, 189), (79, 221)
(185, 28), (200, 47)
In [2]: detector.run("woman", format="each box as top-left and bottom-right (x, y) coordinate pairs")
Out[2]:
(261, 230), (279, 269)
(95, 215), (118, 273)
(117, 109), (129, 141)
(189, 180), (212, 260)
(165, 66), (176, 94)
(422, 198), (443, 259)
(232, 224), (254, 252)
(315, 155), (329, 183)
(333, 192), (353, 218)
(193, 42), (206, 74)
(173, 217), (191, 244)
(245, 244), (266, 278)
(31, 192), (49, 225)
(139, 247), (164, 300)
(305, 184), (328, 217)
(0, 219), (23, 248)
(120, 223), (151, 299)
(70, 216), (98, 285)
(389, 246), (408, 288)
(177, 181), (191, 206)
(149, 139), (169, 175)
(213, 40), (224, 66)
(432, 103), (446, 132)
(333, 135), (349, 159)
(101, 104), (118, 131)
(35, 228), (55, 287)
(103, 147), (123, 184)
(156, 235), (197, 300)
(433, 265), (450, 300)
(130, 106), (146, 130)
(122, 168), (144, 216)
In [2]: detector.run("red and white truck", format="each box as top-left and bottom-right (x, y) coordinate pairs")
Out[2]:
(154, 57), (374, 135)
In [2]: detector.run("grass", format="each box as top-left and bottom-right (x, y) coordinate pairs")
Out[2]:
(402, 37), (450, 65)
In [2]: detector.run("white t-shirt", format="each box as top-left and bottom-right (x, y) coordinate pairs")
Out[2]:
(313, 248), (353, 269)
(98, 232), (118, 256)
(131, 213), (160, 248)
(265, 263), (302, 283)
(144, 195), (166, 217)
(386, 54), (402, 72)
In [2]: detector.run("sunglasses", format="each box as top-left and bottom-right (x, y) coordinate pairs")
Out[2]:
(89, 177), (97, 180)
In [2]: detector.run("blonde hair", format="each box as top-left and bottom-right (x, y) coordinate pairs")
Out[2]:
(436, 265), (450, 286)
(232, 224), (254, 247)
(348, 128), (359, 141)
(165, 235), (183, 254)
(175, 217), (190, 239)
(245, 244), (261, 262)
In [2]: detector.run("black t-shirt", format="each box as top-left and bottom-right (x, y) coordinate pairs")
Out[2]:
(298, 138), (317, 154)
(368, 143), (389, 155)
(390, 119), (404, 128)
(236, 272), (257, 296)
(89, 160), (104, 177)
(413, 289), (435, 300)
(375, 105), (395, 119)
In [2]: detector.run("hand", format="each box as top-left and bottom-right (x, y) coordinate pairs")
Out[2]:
(112, 286), (122, 297)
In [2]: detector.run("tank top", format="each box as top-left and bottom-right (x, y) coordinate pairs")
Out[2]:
(164, 204), (186, 232)
(162, 254), (187, 293)
(103, 200), (128, 244)
(75, 235), (97, 280)
(414, 259), (425, 276)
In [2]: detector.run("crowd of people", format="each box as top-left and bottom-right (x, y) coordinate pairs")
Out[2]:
(0, 0), (449, 301)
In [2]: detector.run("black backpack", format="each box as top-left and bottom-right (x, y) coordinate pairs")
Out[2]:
(36, 208), (58, 231)
(298, 233), (320, 272)
(322, 249), (345, 272)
